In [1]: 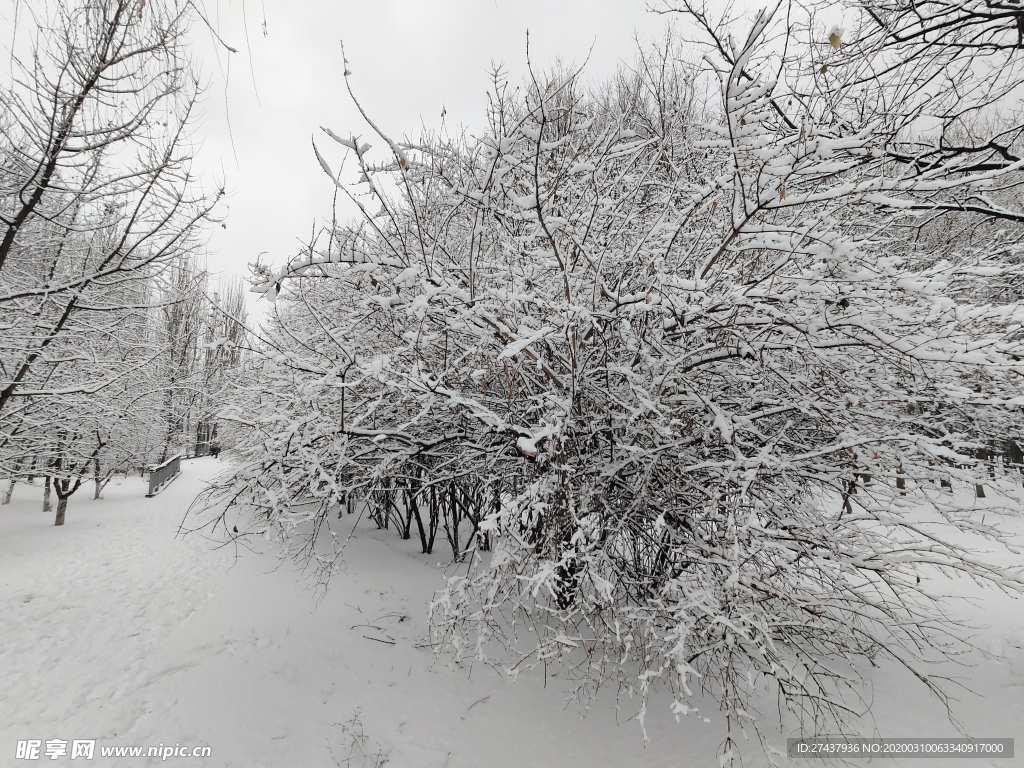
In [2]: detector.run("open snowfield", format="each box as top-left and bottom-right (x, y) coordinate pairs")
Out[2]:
(2, 458), (1023, 767)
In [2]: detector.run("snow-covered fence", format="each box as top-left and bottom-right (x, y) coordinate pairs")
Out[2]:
(147, 455), (181, 497)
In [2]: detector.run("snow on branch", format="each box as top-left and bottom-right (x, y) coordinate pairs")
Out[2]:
(200, 3), (1024, 762)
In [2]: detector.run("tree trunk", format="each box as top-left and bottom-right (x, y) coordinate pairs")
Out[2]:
(53, 476), (82, 526)
(159, 379), (176, 464)
(3, 456), (24, 503)
(43, 476), (52, 512)
(93, 455), (103, 499)
(445, 487), (463, 562)
(410, 492), (429, 554)
(54, 495), (68, 526)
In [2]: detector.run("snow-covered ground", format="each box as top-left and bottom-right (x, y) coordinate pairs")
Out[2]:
(2, 458), (1022, 767)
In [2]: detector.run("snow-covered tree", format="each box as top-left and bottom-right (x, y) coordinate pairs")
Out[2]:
(186, 276), (248, 454)
(200, 0), (1024, 760)
(151, 255), (209, 462)
(0, 0), (223, 524)
(145, 261), (249, 462)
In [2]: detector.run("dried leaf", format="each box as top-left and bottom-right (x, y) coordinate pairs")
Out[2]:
(829, 32), (841, 50)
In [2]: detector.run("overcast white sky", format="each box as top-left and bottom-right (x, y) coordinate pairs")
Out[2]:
(192, 0), (692, 302)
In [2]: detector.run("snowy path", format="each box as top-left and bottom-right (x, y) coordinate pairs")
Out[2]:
(2, 459), (1022, 767)
(1, 463), (227, 762)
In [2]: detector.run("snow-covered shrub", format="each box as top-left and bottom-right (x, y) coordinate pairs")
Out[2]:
(204, 1), (1024, 759)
